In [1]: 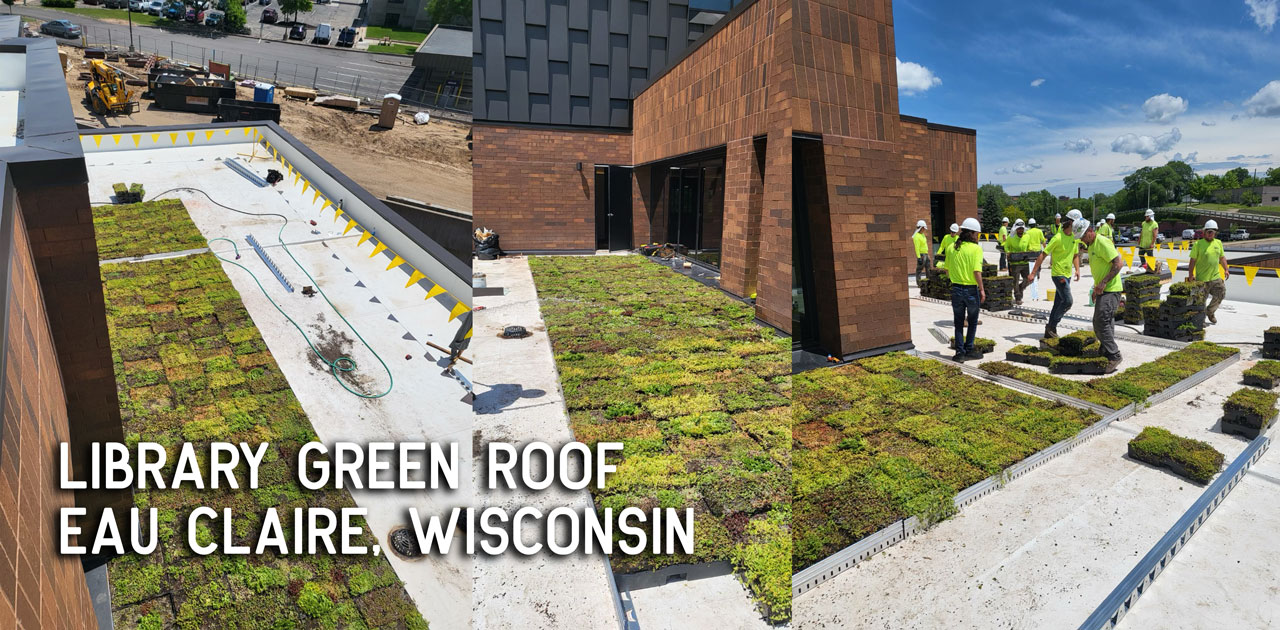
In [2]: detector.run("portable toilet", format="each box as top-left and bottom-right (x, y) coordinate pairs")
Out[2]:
(253, 82), (275, 103)
(378, 93), (401, 128)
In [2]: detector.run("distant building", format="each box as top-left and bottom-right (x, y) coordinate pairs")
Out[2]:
(410, 24), (471, 111)
(367, 0), (436, 32)
(1209, 185), (1280, 207)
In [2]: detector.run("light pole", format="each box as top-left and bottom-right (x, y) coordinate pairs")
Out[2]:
(1142, 178), (1152, 210)
(127, 4), (135, 52)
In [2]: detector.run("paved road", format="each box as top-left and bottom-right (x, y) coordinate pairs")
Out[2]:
(15, 6), (426, 103)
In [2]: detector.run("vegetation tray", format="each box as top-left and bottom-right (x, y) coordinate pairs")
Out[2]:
(529, 255), (791, 622)
(792, 353), (1098, 573)
(1243, 360), (1280, 390)
(95, 201), (428, 630)
(1127, 426), (1224, 484)
(1221, 388), (1280, 439)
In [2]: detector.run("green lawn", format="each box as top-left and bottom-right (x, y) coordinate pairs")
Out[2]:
(37, 6), (171, 27)
(1185, 203), (1243, 211)
(530, 255), (791, 622)
(96, 201), (430, 630)
(363, 25), (428, 44)
(367, 43), (416, 56)
(792, 354), (1098, 572)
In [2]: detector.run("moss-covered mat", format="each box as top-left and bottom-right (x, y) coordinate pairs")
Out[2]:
(93, 200), (209, 259)
(96, 200), (428, 629)
(981, 342), (1239, 410)
(1128, 426), (1223, 484)
(528, 255), (791, 622)
(792, 353), (1098, 572)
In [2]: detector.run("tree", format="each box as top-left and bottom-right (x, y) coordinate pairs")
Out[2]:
(1003, 205), (1026, 223)
(426, 0), (470, 26)
(224, 0), (246, 31)
(1225, 167), (1250, 186)
(1222, 170), (1241, 190)
(278, 0), (313, 23)
(1266, 167), (1280, 186)
(978, 183), (1012, 231)
(1241, 191), (1262, 207)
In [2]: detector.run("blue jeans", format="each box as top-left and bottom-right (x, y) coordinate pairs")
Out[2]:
(951, 285), (980, 353)
(1049, 276), (1073, 328)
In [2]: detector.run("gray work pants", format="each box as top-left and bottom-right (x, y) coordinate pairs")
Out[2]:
(1094, 291), (1123, 360)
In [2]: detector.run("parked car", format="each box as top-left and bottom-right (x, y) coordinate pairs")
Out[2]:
(312, 23), (331, 45)
(204, 10), (224, 26)
(39, 20), (82, 38)
(129, 0), (147, 10)
(146, 0), (164, 14)
(164, 2), (185, 19)
(185, 7), (198, 21)
(288, 24), (307, 40)
(260, 8), (278, 22)
(336, 26), (356, 47)
(1230, 228), (1251, 241)
(1156, 232), (1166, 243)
(104, 0), (129, 8)
(1182, 229), (1195, 240)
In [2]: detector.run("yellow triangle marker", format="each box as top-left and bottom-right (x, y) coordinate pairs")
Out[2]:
(357, 230), (373, 246)
(1244, 266), (1259, 286)
(313, 190), (322, 205)
(151, 134), (161, 143)
(332, 208), (342, 222)
(205, 130), (215, 140)
(243, 127), (252, 136)
(322, 199), (333, 211)
(343, 219), (358, 235)
(448, 301), (470, 321)
(464, 327), (472, 339)
(369, 242), (388, 258)
(301, 180), (310, 195)
(1120, 250), (1134, 267)
(424, 284), (446, 299)
(386, 255), (405, 271)
(112, 134), (121, 145)
(186, 132), (195, 144)
(1166, 258), (1178, 273)
(294, 172), (301, 186)
(405, 270), (425, 288)
(168, 132), (178, 144)
(93, 135), (103, 147)
(224, 129), (231, 136)
(131, 134), (141, 147)
(1144, 255), (1158, 270)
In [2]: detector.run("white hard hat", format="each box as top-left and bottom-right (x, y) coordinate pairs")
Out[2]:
(950, 223), (960, 233)
(1067, 209), (1083, 221)
(916, 219), (926, 228)
(1055, 213), (1062, 219)
(961, 217), (982, 232)
(1013, 219), (1025, 227)
(1106, 213), (1116, 220)
(1204, 219), (1218, 231)
(1071, 218), (1091, 239)
(1028, 218), (1037, 225)
(1145, 209), (1155, 217)
(1002, 217), (1010, 223)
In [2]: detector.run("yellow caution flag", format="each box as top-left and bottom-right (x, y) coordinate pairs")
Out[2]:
(1166, 258), (1178, 273)
(424, 284), (446, 299)
(343, 219), (358, 235)
(332, 208), (342, 222)
(151, 134), (161, 143)
(322, 199), (333, 211)
(224, 129), (231, 136)
(405, 269), (426, 288)
(243, 127), (252, 136)
(357, 230), (373, 246)
(1144, 255), (1158, 270)
(169, 133), (179, 145)
(186, 132), (195, 144)
(448, 301), (470, 321)
(205, 130), (215, 140)
(1120, 249), (1134, 267)
(385, 255), (405, 271)
(369, 242), (388, 258)
(313, 190), (322, 205)
(1244, 266), (1259, 286)
(93, 135), (103, 147)
(112, 134), (121, 145)
(301, 180), (310, 195)
(131, 134), (141, 147)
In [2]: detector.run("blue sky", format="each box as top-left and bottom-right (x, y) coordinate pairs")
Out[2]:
(892, 0), (1280, 197)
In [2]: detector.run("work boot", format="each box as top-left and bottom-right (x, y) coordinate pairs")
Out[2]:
(951, 351), (968, 363)
(1208, 313), (1217, 325)
(1044, 326), (1058, 339)
(965, 349), (985, 361)
(1104, 356), (1122, 374)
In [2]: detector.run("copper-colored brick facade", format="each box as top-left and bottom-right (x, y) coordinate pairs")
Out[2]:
(1, 207), (97, 630)
(472, 0), (976, 344)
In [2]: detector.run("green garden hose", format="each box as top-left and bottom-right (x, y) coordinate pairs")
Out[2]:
(151, 187), (393, 399)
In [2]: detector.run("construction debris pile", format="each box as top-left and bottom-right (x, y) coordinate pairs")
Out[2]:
(1140, 281), (1208, 342)
(1005, 330), (1109, 375)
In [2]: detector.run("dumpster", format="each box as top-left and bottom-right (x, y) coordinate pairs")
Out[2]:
(253, 82), (275, 103)
(151, 74), (236, 113)
(216, 98), (282, 123)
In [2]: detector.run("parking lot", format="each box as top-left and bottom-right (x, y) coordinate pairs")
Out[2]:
(242, 0), (365, 46)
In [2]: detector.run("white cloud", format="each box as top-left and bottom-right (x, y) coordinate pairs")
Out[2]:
(1142, 93), (1188, 123)
(1201, 120), (1217, 126)
(1110, 127), (1183, 159)
(1243, 80), (1280, 117)
(995, 162), (1043, 176)
(1246, 0), (1278, 32)
(1063, 137), (1093, 153)
(1031, 78), (1046, 87)
(1172, 152), (1199, 163)
(897, 58), (941, 95)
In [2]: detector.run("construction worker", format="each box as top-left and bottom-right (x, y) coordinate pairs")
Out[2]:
(1097, 213), (1116, 239)
(912, 219), (930, 286)
(1052, 212), (1064, 237)
(935, 223), (959, 268)
(1078, 219), (1124, 373)
(949, 217), (986, 361)
(1005, 220), (1030, 304)
(1023, 216), (1081, 338)
(1139, 209), (1158, 270)
(997, 217), (1010, 270)
(1024, 218), (1046, 278)
(1066, 208), (1084, 223)
(1188, 219), (1230, 324)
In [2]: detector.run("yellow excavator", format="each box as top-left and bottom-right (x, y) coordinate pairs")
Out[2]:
(85, 59), (139, 116)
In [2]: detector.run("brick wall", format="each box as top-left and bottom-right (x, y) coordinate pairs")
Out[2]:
(720, 137), (766, 299)
(899, 116), (978, 249)
(472, 124), (633, 251)
(1, 206), (98, 630)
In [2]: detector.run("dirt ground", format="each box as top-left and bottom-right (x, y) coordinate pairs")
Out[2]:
(59, 44), (472, 211)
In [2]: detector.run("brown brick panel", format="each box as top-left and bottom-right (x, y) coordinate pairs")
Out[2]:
(472, 124), (632, 251)
(755, 128), (793, 332)
(1, 209), (98, 630)
(720, 137), (767, 299)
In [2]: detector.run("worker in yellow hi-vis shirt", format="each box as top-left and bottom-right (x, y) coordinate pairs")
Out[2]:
(1004, 220), (1030, 304)
(948, 218), (986, 361)
(1023, 218), (1046, 279)
(1078, 219), (1124, 373)
(1023, 222), (1081, 338)
(935, 223), (959, 269)
(1139, 208), (1158, 271)
(1188, 219), (1230, 324)
(997, 217), (1010, 270)
(1097, 213), (1116, 239)
(912, 219), (930, 286)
